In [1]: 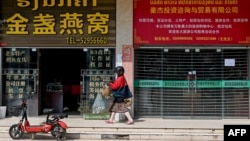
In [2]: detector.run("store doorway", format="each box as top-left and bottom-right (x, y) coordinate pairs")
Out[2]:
(39, 49), (86, 114)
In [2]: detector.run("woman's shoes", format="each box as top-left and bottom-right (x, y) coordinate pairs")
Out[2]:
(105, 120), (113, 124)
(126, 120), (134, 125)
(105, 120), (134, 125)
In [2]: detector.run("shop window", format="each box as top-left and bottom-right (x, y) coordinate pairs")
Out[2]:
(80, 48), (115, 119)
(2, 48), (38, 115)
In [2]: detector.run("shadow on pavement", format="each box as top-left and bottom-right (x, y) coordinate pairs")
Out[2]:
(19, 133), (81, 140)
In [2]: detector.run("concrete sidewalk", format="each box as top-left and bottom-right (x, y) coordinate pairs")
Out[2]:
(0, 115), (249, 140)
(0, 115), (249, 129)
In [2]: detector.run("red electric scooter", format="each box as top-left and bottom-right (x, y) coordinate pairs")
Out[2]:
(9, 98), (69, 140)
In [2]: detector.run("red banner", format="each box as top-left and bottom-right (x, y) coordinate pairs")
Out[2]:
(134, 0), (250, 46)
(122, 45), (133, 94)
(122, 45), (133, 107)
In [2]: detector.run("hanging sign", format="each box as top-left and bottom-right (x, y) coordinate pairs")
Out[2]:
(134, 0), (250, 46)
(1, 0), (116, 47)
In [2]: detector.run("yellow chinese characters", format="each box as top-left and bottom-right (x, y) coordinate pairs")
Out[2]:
(33, 13), (56, 35)
(151, 6), (239, 14)
(60, 13), (84, 35)
(6, 12), (110, 35)
(87, 12), (109, 34)
(149, 0), (239, 14)
(6, 13), (29, 35)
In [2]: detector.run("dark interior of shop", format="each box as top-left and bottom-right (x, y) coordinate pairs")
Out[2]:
(39, 49), (86, 114)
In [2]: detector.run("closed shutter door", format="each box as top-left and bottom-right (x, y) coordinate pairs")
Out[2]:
(134, 48), (249, 119)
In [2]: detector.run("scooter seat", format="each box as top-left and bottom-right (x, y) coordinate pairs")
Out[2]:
(43, 108), (54, 114)
(51, 114), (65, 119)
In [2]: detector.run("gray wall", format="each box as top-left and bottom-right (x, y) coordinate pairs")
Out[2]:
(117, 0), (134, 116)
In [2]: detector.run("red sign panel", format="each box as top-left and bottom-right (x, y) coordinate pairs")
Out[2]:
(122, 45), (133, 97)
(134, 0), (250, 46)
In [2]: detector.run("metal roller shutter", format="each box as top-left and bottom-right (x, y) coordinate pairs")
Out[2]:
(134, 48), (249, 119)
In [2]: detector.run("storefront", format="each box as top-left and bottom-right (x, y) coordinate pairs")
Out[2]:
(0, 0), (117, 117)
(133, 0), (250, 119)
(134, 48), (249, 119)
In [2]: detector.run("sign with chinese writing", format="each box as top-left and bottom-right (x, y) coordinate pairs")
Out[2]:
(134, 0), (250, 46)
(4, 50), (28, 64)
(2, 69), (38, 99)
(122, 45), (133, 92)
(2, 48), (38, 68)
(134, 80), (250, 88)
(81, 69), (114, 119)
(87, 49), (113, 69)
(87, 74), (112, 101)
(2, 49), (39, 99)
(0, 0), (116, 47)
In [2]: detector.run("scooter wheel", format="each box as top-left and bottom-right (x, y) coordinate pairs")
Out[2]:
(51, 125), (66, 139)
(9, 124), (23, 139)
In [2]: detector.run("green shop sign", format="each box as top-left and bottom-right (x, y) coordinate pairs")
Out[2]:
(134, 80), (250, 88)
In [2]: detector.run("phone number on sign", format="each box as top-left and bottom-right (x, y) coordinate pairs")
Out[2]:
(66, 37), (108, 45)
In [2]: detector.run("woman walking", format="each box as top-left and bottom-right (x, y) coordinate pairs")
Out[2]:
(105, 66), (134, 125)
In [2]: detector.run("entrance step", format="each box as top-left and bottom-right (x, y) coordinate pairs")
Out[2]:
(67, 127), (223, 141)
(0, 126), (223, 140)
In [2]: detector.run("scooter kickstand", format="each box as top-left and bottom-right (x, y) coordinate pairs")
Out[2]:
(31, 133), (36, 140)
